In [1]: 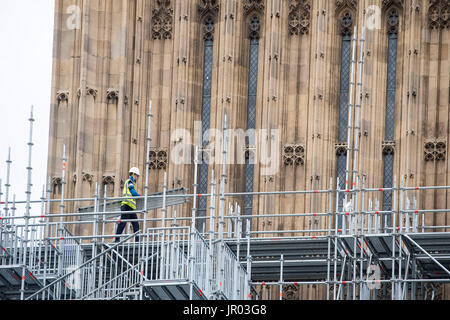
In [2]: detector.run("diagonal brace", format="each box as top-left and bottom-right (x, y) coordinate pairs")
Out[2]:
(403, 234), (450, 276)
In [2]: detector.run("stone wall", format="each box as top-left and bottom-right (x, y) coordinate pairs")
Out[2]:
(47, 0), (450, 299)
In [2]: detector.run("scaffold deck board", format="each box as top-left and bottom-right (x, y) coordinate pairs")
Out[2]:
(250, 259), (340, 281)
(0, 265), (43, 300)
(227, 238), (331, 260)
(143, 279), (206, 300)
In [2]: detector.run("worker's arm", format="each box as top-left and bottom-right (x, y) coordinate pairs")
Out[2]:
(128, 182), (141, 197)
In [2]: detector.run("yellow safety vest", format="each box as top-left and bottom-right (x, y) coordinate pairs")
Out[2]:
(121, 179), (137, 210)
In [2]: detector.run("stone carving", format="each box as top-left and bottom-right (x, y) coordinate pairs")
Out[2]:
(382, 140), (396, 155)
(335, 143), (348, 156)
(386, 8), (400, 35)
(335, 0), (357, 14)
(86, 87), (97, 98)
(288, 0), (311, 36)
(152, 0), (173, 40)
(248, 15), (262, 39)
(339, 11), (354, 36)
(203, 16), (216, 40)
(82, 172), (94, 183)
(424, 140), (446, 162)
(243, 0), (265, 17)
(428, 0), (450, 29)
(102, 175), (115, 185)
(198, 0), (219, 22)
(52, 177), (62, 194)
(77, 87), (97, 98)
(56, 90), (69, 104)
(150, 148), (168, 170)
(282, 284), (299, 300)
(106, 89), (119, 103)
(382, 0), (404, 9)
(283, 144), (305, 167)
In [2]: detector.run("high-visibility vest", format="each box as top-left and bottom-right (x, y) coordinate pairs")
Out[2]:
(121, 179), (137, 210)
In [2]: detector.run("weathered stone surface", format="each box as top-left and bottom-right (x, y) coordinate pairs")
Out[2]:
(47, 0), (450, 299)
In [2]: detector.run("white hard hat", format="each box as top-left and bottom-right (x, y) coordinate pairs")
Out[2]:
(129, 167), (141, 176)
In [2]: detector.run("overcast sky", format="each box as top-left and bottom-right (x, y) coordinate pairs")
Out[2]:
(0, 1), (54, 211)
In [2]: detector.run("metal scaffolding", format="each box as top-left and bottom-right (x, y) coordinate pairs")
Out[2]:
(2, 23), (450, 300)
(1, 104), (450, 301)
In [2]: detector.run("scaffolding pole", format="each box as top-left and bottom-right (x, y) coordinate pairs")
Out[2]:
(20, 106), (34, 300)
(3, 148), (11, 219)
(2, 101), (450, 300)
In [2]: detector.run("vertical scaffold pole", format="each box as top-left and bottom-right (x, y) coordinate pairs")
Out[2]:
(246, 220), (252, 300)
(139, 101), (152, 299)
(235, 203), (242, 299)
(353, 26), (365, 299)
(352, 27), (365, 194)
(1, 147), (12, 266)
(279, 254), (284, 300)
(189, 146), (200, 299)
(56, 144), (67, 299)
(159, 172), (168, 280)
(20, 106), (34, 300)
(400, 176), (405, 233)
(333, 177), (341, 300)
(0, 179), (2, 216)
(326, 177), (333, 300)
(206, 169), (216, 299)
(37, 185), (45, 288)
(91, 182), (99, 294)
(344, 26), (358, 203)
(391, 175), (397, 299)
(162, 172), (167, 230)
(3, 147), (12, 219)
(142, 100), (152, 236)
(0, 180), (4, 263)
(43, 176), (51, 299)
(360, 176), (366, 299)
(217, 114), (228, 296)
(102, 185), (107, 243)
(352, 176), (360, 299)
(192, 146), (199, 229)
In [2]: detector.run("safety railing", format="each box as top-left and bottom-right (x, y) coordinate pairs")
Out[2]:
(0, 221), (84, 279)
(80, 241), (146, 300)
(212, 240), (248, 300)
(145, 227), (191, 282)
(25, 233), (137, 300)
(191, 227), (209, 295)
(334, 177), (450, 236)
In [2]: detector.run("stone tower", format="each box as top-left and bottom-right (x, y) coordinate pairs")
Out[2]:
(47, 0), (449, 299)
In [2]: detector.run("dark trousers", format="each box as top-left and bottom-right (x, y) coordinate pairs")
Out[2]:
(115, 205), (140, 242)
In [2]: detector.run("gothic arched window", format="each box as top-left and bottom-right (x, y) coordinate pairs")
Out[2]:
(243, 15), (261, 221)
(197, 16), (216, 230)
(336, 11), (354, 214)
(382, 9), (400, 217)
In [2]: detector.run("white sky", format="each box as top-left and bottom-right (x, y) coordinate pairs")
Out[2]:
(0, 1), (55, 211)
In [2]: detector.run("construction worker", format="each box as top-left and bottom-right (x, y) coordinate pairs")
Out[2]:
(115, 167), (141, 243)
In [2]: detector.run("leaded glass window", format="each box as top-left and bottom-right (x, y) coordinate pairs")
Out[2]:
(336, 13), (353, 216)
(244, 16), (261, 224)
(197, 18), (215, 230)
(382, 9), (399, 217)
